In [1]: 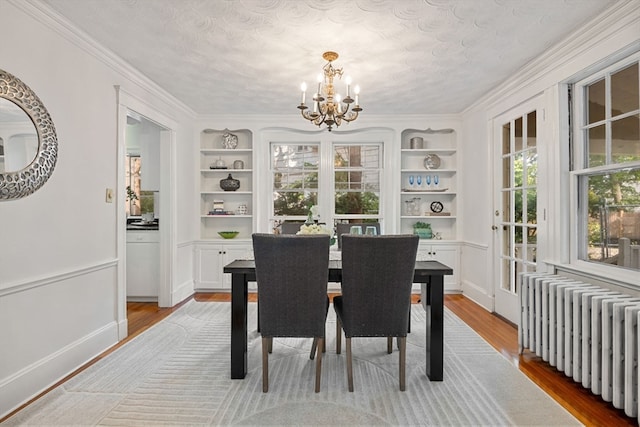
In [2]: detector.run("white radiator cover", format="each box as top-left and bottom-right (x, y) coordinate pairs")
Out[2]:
(519, 272), (640, 420)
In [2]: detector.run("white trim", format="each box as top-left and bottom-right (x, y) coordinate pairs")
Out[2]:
(13, 0), (195, 119)
(116, 87), (180, 309)
(465, 0), (640, 116)
(0, 260), (117, 296)
(462, 241), (489, 251)
(0, 319), (118, 419)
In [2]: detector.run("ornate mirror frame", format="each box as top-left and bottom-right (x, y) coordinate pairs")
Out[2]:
(0, 68), (58, 200)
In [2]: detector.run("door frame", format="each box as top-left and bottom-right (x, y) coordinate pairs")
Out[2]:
(115, 86), (178, 339)
(491, 95), (545, 323)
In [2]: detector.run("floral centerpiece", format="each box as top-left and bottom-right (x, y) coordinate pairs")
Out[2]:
(297, 205), (336, 245)
(297, 223), (332, 235)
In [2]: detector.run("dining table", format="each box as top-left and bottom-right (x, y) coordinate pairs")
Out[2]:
(223, 255), (453, 381)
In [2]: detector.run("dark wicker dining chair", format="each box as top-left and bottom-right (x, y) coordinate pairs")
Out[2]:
(280, 221), (305, 235)
(334, 234), (419, 392)
(252, 233), (330, 393)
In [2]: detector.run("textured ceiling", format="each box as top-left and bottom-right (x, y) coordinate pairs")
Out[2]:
(41, 0), (619, 115)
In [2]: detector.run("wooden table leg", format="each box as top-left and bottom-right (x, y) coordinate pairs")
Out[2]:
(423, 275), (444, 381)
(231, 272), (248, 379)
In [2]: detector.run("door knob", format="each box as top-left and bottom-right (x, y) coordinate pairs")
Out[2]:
(491, 225), (498, 230)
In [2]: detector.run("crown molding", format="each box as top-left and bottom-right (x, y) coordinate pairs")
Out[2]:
(464, 0), (640, 115)
(11, 0), (196, 119)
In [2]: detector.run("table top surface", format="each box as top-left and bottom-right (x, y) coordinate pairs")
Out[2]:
(224, 258), (453, 275)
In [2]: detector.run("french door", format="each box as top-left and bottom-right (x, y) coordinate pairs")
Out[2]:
(492, 97), (543, 323)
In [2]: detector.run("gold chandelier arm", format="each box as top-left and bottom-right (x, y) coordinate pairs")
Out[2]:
(342, 110), (359, 123)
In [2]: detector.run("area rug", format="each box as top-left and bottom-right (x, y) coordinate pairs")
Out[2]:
(3, 301), (579, 426)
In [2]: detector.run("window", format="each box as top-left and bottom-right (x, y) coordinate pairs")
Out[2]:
(125, 154), (155, 216)
(333, 144), (381, 219)
(270, 140), (383, 230)
(573, 55), (640, 272)
(272, 144), (319, 216)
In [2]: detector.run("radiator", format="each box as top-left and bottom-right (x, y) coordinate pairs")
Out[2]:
(519, 272), (640, 419)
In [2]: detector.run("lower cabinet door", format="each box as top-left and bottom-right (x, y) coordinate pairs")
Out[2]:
(195, 243), (251, 290)
(195, 245), (225, 290)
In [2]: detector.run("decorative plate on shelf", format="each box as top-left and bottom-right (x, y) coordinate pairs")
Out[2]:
(430, 201), (444, 213)
(423, 154), (441, 169)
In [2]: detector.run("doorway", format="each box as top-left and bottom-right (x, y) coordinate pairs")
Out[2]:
(492, 96), (543, 323)
(125, 113), (165, 303)
(116, 86), (176, 324)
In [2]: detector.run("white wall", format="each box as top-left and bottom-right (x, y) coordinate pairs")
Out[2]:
(0, 1), (195, 417)
(458, 1), (640, 310)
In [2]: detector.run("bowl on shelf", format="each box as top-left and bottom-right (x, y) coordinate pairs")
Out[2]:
(218, 231), (239, 239)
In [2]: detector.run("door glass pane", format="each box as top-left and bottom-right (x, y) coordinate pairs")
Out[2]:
(502, 191), (510, 222)
(587, 78), (605, 124)
(514, 153), (523, 187)
(611, 63), (638, 117)
(527, 111), (537, 148)
(588, 125), (606, 167)
(502, 123), (511, 154)
(526, 152), (537, 185)
(502, 226), (511, 257)
(501, 259), (511, 291)
(514, 117), (523, 152)
(611, 114), (640, 163)
(502, 156), (510, 188)
(526, 188), (537, 224)
(514, 189), (523, 223)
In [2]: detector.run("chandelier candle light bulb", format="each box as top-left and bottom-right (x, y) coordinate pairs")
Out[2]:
(300, 82), (307, 104)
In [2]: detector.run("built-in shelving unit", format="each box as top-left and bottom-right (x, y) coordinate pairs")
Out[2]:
(400, 129), (458, 241)
(196, 128), (254, 290)
(400, 128), (459, 290)
(199, 128), (254, 240)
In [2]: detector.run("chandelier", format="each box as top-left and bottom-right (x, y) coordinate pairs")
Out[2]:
(298, 51), (362, 131)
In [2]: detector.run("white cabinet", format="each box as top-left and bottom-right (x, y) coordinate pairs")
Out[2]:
(417, 243), (460, 291)
(194, 242), (251, 290)
(400, 129), (457, 241)
(199, 128), (254, 240)
(126, 231), (160, 300)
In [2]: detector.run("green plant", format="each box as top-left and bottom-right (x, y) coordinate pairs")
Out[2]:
(413, 221), (431, 229)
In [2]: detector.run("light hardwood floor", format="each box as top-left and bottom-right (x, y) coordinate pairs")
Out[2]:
(1, 293), (635, 426)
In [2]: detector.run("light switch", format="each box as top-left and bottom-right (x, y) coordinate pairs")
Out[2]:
(105, 188), (114, 203)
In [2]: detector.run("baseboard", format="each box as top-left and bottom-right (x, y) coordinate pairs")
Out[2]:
(0, 321), (119, 419)
(171, 279), (195, 306)
(460, 278), (494, 312)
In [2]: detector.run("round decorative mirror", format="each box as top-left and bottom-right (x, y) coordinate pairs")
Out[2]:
(0, 69), (58, 200)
